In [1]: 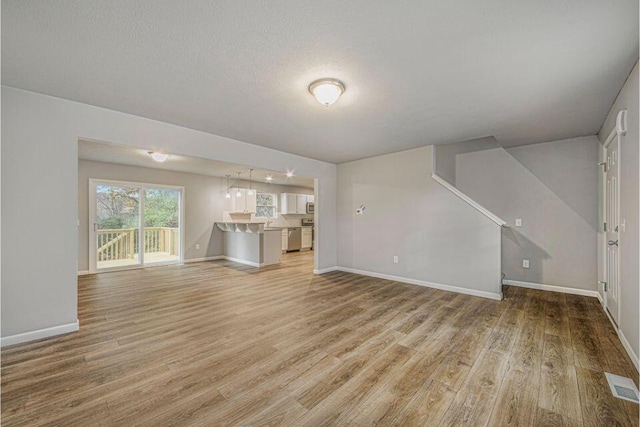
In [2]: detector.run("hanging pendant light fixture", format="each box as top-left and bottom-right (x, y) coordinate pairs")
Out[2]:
(235, 172), (242, 197)
(247, 169), (254, 196)
(225, 174), (231, 198)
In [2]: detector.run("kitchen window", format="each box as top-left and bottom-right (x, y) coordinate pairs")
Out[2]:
(256, 192), (277, 218)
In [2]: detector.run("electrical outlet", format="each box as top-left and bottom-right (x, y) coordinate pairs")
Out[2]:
(515, 219), (522, 227)
(522, 259), (529, 268)
(195, 244), (200, 250)
(393, 256), (398, 264)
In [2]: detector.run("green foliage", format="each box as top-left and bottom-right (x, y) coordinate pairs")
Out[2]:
(97, 186), (179, 229)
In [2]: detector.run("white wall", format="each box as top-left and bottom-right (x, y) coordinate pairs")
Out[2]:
(78, 160), (314, 271)
(337, 145), (502, 299)
(455, 137), (599, 291)
(598, 61), (639, 364)
(2, 86), (336, 342)
(434, 137), (500, 186)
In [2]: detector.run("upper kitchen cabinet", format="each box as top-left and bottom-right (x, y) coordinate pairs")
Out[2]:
(280, 193), (313, 214)
(225, 188), (257, 213)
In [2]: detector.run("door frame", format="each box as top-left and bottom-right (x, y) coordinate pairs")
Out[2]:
(599, 111), (626, 330)
(89, 178), (185, 273)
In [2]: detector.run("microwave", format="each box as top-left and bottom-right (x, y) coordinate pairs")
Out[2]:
(306, 202), (315, 214)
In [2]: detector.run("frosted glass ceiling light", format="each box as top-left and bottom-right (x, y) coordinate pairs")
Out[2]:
(149, 151), (169, 162)
(309, 78), (345, 106)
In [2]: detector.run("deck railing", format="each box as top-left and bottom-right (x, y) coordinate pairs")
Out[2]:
(97, 227), (179, 262)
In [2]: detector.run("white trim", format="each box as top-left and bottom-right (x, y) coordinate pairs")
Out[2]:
(313, 266), (338, 274)
(337, 267), (503, 301)
(183, 256), (225, 264)
(596, 291), (604, 305)
(619, 330), (640, 372)
(77, 270), (91, 276)
(1, 320), (79, 347)
(223, 256), (264, 267)
(502, 279), (599, 298)
(430, 173), (507, 227)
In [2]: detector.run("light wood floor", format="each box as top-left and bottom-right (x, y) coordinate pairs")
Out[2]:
(2, 251), (638, 426)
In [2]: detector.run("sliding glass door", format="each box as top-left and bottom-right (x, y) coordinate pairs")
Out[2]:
(91, 180), (183, 272)
(143, 188), (181, 265)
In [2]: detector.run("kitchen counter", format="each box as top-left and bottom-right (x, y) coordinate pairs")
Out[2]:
(215, 222), (282, 267)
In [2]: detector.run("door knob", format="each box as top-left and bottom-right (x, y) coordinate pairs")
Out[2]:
(608, 240), (618, 246)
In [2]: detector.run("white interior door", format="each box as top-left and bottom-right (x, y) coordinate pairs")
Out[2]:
(605, 137), (620, 324)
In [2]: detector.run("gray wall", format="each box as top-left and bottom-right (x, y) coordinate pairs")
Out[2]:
(78, 159), (314, 271)
(78, 160), (225, 270)
(434, 136), (500, 186)
(455, 137), (598, 291)
(2, 86), (336, 340)
(337, 146), (502, 298)
(598, 61), (639, 361)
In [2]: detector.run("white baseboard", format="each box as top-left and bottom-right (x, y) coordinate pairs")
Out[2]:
(337, 267), (503, 301)
(183, 256), (225, 264)
(618, 330), (640, 372)
(313, 266), (338, 274)
(502, 279), (599, 298)
(77, 270), (91, 276)
(1, 320), (79, 347)
(223, 256), (263, 268)
(596, 291), (604, 305)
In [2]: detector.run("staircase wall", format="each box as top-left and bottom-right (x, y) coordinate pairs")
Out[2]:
(455, 136), (599, 291)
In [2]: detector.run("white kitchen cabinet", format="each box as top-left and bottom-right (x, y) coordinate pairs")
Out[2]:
(226, 189), (257, 213)
(301, 227), (312, 250)
(281, 228), (288, 252)
(280, 193), (313, 214)
(296, 195), (307, 214)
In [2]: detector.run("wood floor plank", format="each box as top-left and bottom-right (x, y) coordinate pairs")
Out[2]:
(2, 254), (637, 426)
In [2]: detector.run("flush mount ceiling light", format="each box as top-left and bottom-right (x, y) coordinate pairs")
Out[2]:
(309, 78), (345, 106)
(149, 151), (169, 162)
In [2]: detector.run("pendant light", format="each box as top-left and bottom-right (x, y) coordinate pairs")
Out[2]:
(235, 172), (242, 197)
(247, 169), (254, 196)
(225, 174), (231, 198)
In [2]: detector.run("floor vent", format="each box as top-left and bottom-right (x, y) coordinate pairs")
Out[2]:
(605, 372), (639, 403)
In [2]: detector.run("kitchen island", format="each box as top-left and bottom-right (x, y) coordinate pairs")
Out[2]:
(215, 222), (282, 267)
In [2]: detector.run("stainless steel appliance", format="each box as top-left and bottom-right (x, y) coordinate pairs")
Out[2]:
(287, 227), (301, 252)
(306, 202), (314, 214)
(301, 218), (314, 250)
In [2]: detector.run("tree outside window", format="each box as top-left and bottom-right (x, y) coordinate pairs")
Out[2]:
(256, 193), (277, 218)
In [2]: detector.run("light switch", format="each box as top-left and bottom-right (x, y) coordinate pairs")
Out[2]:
(522, 260), (529, 268)
(515, 219), (522, 227)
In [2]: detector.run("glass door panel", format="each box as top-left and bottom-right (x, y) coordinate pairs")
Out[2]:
(143, 188), (181, 264)
(96, 184), (141, 270)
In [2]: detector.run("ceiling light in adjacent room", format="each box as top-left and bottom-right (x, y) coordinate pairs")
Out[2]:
(225, 174), (231, 198)
(265, 175), (273, 182)
(235, 172), (242, 197)
(149, 151), (169, 162)
(309, 78), (345, 106)
(286, 170), (294, 178)
(247, 169), (254, 196)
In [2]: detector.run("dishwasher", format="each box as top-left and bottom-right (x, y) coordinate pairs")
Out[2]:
(287, 227), (301, 252)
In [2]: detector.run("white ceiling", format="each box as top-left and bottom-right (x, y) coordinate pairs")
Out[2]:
(3, 1), (638, 163)
(78, 139), (315, 188)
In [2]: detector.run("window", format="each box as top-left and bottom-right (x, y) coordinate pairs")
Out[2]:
(256, 192), (277, 218)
